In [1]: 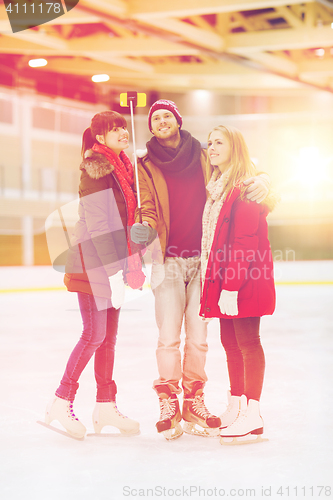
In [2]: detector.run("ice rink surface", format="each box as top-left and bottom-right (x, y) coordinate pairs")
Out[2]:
(1, 262), (333, 500)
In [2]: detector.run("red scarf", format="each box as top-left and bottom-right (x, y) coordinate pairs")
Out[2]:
(92, 143), (145, 289)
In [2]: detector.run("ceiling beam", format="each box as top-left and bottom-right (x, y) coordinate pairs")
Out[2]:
(78, 0), (128, 17)
(276, 6), (305, 28)
(86, 53), (154, 72)
(66, 33), (199, 56)
(153, 60), (251, 75)
(316, 0), (333, 11)
(139, 18), (224, 51)
(1, 31), (67, 50)
(247, 52), (298, 75)
(129, 0), (310, 19)
(226, 25), (333, 53)
(42, 56), (151, 74)
(299, 58), (333, 76)
(42, 9), (101, 25)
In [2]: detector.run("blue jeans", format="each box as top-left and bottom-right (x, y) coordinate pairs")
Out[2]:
(56, 292), (119, 402)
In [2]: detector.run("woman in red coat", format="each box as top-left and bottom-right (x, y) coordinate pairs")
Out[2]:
(199, 125), (276, 444)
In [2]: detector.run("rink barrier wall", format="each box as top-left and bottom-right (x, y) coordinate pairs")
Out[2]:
(0, 281), (333, 293)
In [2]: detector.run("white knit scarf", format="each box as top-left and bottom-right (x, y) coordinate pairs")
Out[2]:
(201, 168), (231, 286)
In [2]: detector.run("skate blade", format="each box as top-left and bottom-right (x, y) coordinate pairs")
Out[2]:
(162, 423), (183, 441)
(87, 429), (141, 437)
(183, 421), (220, 438)
(37, 421), (85, 441)
(220, 434), (268, 446)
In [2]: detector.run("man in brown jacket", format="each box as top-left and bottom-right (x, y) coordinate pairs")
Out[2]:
(131, 100), (269, 440)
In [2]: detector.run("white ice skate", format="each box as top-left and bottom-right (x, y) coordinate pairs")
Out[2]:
(89, 402), (140, 436)
(219, 391), (241, 429)
(37, 396), (86, 440)
(220, 395), (268, 445)
(155, 386), (183, 441)
(182, 386), (221, 437)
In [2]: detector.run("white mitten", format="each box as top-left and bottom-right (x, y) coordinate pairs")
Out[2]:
(108, 270), (125, 309)
(218, 290), (238, 316)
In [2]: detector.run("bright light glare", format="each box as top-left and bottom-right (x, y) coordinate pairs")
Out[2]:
(28, 58), (47, 68)
(294, 147), (328, 188)
(191, 89), (213, 113)
(315, 48), (325, 57)
(92, 74), (110, 83)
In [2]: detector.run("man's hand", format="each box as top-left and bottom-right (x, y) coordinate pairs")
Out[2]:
(131, 221), (150, 244)
(243, 175), (270, 204)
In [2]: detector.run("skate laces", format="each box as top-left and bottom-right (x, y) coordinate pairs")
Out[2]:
(230, 408), (247, 427)
(159, 397), (177, 420)
(225, 400), (236, 415)
(68, 402), (79, 421)
(191, 394), (213, 419)
(113, 404), (127, 419)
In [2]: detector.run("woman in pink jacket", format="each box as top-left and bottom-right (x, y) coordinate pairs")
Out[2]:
(199, 125), (276, 445)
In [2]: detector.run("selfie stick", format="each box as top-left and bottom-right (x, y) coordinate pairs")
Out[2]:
(127, 95), (142, 223)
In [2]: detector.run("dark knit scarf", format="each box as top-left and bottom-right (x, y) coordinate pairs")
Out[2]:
(92, 143), (145, 289)
(146, 130), (202, 177)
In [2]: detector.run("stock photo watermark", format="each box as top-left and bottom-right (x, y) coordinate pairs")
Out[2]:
(4, 0), (80, 33)
(122, 485), (332, 498)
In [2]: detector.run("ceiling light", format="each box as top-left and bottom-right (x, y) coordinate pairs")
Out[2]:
(92, 74), (110, 83)
(28, 58), (48, 68)
(315, 48), (325, 57)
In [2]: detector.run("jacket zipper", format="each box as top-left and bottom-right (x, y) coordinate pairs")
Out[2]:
(202, 214), (229, 318)
(111, 172), (128, 233)
(110, 172), (130, 275)
(142, 158), (169, 250)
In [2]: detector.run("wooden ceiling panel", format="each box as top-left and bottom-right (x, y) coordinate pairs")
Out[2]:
(0, 0), (333, 94)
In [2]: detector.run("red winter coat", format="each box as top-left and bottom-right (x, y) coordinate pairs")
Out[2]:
(199, 187), (275, 319)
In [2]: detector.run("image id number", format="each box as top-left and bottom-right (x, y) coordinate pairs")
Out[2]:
(275, 486), (332, 497)
(6, 2), (62, 14)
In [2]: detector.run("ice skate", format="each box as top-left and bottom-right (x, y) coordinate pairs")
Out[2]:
(90, 402), (140, 436)
(220, 395), (268, 445)
(182, 384), (221, 437)
(37, 396), (86, 440)
(219, 391), (241, 429)
(155, 386), (183, 441)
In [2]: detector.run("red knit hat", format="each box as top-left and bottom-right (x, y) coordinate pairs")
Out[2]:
(148, 99), (182, 131)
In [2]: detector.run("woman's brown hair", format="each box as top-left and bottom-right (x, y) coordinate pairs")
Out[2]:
(81, 111), (127, 157)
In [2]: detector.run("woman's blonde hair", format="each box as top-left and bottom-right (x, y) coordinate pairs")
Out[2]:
(207, 125), (277, 211)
